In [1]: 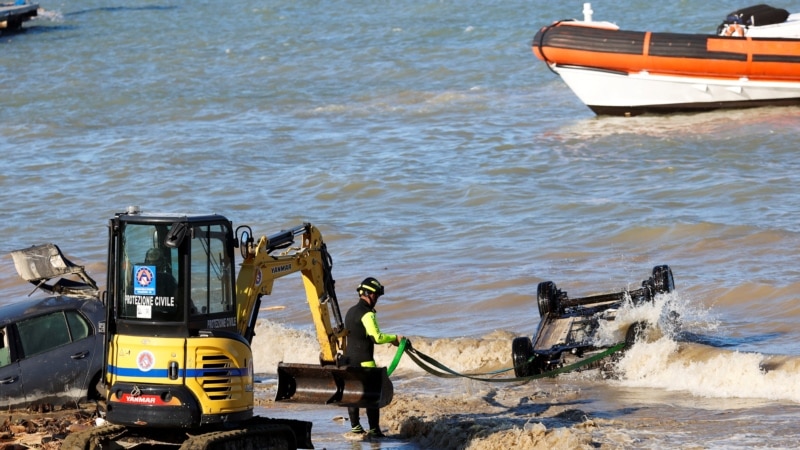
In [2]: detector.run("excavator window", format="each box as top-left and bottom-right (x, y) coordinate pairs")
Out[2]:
(118, 223), (182, 322)
(189, 224), (234, 316)
(115, 219), (236, 332)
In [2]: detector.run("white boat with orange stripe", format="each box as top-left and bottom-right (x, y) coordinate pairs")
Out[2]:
(533, 4), (800, 115)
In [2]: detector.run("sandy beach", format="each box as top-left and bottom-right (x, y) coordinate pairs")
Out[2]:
(4, 362), (799, 450)
(0, 387), (600, 450)
(0, 379), (603, 449)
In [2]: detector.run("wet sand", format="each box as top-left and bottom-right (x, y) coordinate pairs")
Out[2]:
(6, 374), (797, 450)
(261, 373), (800, 449)
(1, 384), (593, 450)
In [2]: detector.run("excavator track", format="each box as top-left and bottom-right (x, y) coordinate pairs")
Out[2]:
(61, 424), (127, 450)
(61, 418), (309, 450)
(179, 423), (296, 450)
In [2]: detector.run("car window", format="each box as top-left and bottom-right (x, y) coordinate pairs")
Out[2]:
(17, 312), (73, 358)
(0, 327), (10, 367)
(66, 310), (91, 341)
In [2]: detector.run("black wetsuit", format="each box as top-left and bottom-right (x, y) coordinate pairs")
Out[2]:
(344, 298), (376, 367)
(343, 297), (394, 432)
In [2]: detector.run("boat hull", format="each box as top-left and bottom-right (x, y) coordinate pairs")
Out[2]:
(552, 64), (800, 116)
(533, 21), (800, 115)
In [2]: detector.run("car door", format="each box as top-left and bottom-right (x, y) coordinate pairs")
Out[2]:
(0, 326), (24, 408)
(16, 310), (96, 407)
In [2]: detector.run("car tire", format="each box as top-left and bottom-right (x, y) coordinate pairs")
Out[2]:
(88, 372), (106, 401)
(604, 323), (647, 379)
(625, 321), (649, 348)
(651, 265), (674, 294)
(512, 337), (536, 377)
(536, 281), (559, 318)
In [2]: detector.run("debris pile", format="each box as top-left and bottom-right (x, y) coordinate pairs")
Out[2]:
(0, 406), (98, 450)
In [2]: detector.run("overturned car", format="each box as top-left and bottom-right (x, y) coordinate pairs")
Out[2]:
(512, 265), (675, 377)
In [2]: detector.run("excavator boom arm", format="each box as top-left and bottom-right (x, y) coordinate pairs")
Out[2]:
(235, 223), (346, 363)
(235, 222), (394, 408)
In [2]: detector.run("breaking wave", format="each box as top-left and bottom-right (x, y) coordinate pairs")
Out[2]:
(608, 292), (800, 403)
(253, 290), (800, 405)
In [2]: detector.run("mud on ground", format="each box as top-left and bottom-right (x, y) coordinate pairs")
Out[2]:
(4, 385), (619, 450)
(378, 387), (618, 450)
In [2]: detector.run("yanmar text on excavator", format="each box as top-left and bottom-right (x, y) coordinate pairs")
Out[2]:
(51, 206), (393, 449)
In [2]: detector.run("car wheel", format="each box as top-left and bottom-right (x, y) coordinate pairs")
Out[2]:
(88, 372), (106, 401)
(512, 337), (535, 377)
(625, 321), (649, 348)
(536, 281), (559, 318)
(651, 265), (674, 294)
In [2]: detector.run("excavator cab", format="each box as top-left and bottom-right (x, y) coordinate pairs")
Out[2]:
(104, 207), (392, 437)
(109, 212), (236, 334)
(105, 209), (258, 430)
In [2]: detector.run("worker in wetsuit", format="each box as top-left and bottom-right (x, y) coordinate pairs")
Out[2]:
(344, 277), (403, 438)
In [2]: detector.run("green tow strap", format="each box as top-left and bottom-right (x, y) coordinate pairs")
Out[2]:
(387, 338), (626, 382)
(386, 337), (408, 376)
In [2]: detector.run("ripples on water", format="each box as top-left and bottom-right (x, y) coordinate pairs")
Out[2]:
(2, 0), (800, 345)
(3, 2), (800, 446)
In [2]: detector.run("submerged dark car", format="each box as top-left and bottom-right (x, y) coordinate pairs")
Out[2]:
(2, 243), (104, 410)
(512, 265), (675, 377)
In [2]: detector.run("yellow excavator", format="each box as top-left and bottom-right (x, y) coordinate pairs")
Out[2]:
(60, 206), (392, 449)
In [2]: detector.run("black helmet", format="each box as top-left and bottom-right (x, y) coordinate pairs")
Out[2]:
(357, 277), (385, 297)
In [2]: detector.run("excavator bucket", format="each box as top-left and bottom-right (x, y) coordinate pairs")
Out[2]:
(275, 363), (393, 408)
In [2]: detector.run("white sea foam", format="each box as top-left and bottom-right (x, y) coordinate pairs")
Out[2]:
(250, 320), (321, 373)
(250, 317), (516, 376)
(616, 338), (800, 403)
(588, 291), (800, 403)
